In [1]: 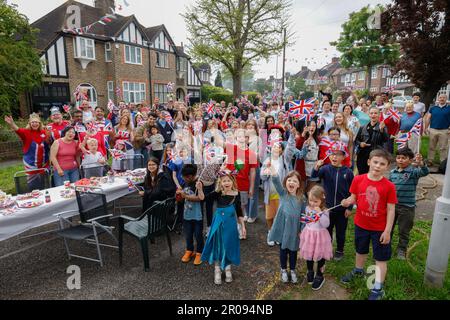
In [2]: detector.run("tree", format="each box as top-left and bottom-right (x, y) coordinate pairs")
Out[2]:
(221, 63), (255, 91)
(381, 0), (450, 108)
(286, 77), (306, 99)
(331, 5), (400, 91)
(214, 71), (223, 87)
(254, 79), (272, 95)
(183, 0), (292, 98)
(0, 1), (43, 115)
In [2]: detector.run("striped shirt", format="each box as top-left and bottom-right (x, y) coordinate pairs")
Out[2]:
(389, 165), (429, 207)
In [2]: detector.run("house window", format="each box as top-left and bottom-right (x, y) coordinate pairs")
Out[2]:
(351, 73), (356, 83)
(123, 82), (146, 103)
(154, 83), (170, 103)
(76, 83), (97, 108)
(370, 87), (378, 92)
(105, 43), (112, 62)
(358, 71), (365, 81)
(74, 37), (95, 60)
(371, 67), (378, 79)
(156, 52), (169, 68)
(107, 81), (114, 101)
(382, 67), (390, 78)
(124, 45), (142, 64)
(177, 57), (187, 72)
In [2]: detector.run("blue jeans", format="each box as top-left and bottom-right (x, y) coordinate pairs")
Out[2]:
(248, 166), (260, 219)
(183, 219), (204, 253)
(53, 168), (80, 187)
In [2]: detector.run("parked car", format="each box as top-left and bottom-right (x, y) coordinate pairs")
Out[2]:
(392, 95), (413, 112)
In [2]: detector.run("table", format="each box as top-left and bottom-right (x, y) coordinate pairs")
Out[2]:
(0, 178), (137, 242)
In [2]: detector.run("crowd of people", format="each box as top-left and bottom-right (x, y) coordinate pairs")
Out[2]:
(3, 89), (449, 300)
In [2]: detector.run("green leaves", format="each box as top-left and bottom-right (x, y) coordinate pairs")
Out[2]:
(0, 1), (42, 115)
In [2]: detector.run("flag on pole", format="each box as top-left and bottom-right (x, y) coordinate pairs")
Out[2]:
(108, 149), (126, 160)
(163, 111), (173, 124)
(318, 136), (333, 147)
(107, 99), (115, 113)
(410, 118), (422, 136)
(385, 108), (401, 123)
(395, 132), (411, 149)
(206, 101), (215, 115)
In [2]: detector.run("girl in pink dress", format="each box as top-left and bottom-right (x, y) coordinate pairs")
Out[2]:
(299, 185), (333, 291)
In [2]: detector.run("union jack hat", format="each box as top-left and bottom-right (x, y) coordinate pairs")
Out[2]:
(326, 141), (348, 158)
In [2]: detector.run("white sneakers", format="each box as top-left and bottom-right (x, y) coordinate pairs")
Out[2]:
(225, 266), (233, 283)
(215, 266), (233, 284)
(247, 217), (257, 223)
(243, 215), (248, 222)
(281, 269), (289, 283)
(267, 231), (275, 246)
(290, 270), (298, 284)
(205, 226), (211, 238)
(238, 224), (245, 240)
(214, 267), (222, 285)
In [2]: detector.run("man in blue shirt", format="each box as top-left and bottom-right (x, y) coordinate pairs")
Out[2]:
(424, 94), (450, 166)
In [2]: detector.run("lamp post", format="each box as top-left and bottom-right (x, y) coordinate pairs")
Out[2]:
(281, 28), (287, 105)
(424, 148), (450, 288)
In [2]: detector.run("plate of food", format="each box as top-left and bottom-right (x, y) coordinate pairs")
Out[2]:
(16, 190), (43, 201)
(60, 189), (75, 199)
(17, 200), (44, 209)
(0, 198), (16, 209)
(131, 169), (146, 177)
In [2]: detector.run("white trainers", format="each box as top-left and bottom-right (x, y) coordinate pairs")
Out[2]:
(290, 270), (298, 284)
(225, 266), (233, 283)
(205, 226), (211, 238)
(247, 217), (257, 223)
(267, 231), (275, 246)
(281, 269), (289, 283)
(238, 224), (244, 240)
(243, 215), (248, 222)
(214, 267), (222, 285)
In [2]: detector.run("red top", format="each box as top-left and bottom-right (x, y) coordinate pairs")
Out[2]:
(225, 144), (258, 191)
(350, 174), (398, 231)
(46, 121), (70, 141)
(294, 136), (306, 180)
(56, 139), (79, 171)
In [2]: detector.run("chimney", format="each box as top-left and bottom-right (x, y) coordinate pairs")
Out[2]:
(332, 57), (339, 63)
(94, 0), (115, 15)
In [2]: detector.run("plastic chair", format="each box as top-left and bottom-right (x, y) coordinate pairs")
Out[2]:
(14, 168), (51, 195)
(54, 187), (118, 267)
(118, 198), (175, 271)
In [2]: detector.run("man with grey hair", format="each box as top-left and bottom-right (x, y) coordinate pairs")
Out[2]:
(424, 94), (450, 166)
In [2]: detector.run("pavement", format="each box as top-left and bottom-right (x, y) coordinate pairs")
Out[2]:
(0, 172), (444, 300)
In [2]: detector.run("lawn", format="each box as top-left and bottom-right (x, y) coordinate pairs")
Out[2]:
(280, 218), (450, 300)
(0, 164), (23, 195)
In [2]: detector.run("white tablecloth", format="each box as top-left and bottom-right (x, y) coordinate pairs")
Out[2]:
(0, 178), (137, 241)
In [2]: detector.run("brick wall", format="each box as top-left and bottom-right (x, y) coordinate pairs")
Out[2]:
(0, 141), (23, 161)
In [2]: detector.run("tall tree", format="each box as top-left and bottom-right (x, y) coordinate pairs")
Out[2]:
(214, 71), (223, 87)
(0, 1), (43, 115)
(183, 0), (292, 98)
(221, 63), (255, 91)
(381, 0), (450, 108)
(331, 5), (400, 91)
(286, 76), (306, 99)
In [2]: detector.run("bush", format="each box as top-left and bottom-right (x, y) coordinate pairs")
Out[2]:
(201, 85), (225, 101)
(209, 92), (234, 104)
(242, 91), (259, 103)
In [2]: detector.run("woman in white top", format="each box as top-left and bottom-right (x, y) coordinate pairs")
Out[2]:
(343, 104), (360, 140)
(303, 120), (320, 192)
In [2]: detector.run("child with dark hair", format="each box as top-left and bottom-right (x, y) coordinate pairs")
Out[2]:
(178, 164), (205, 266)
(389, 148), (429, 260)
(147, 126), (164, 161)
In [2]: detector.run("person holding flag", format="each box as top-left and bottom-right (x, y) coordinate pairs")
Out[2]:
(399, 102), (421, 154)
(47, 106), (70, 143)
(380, 103), (400, 154)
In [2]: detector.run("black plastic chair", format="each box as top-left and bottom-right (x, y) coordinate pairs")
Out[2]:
(118, 154), (145, 171)
(118, 198), (175, 271)
(54, 187), (118, 267)
(14, 169), (51, 195)
(80, 164), (108, 179)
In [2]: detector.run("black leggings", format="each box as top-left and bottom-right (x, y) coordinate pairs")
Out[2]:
(306, 259), (326, 276)
(280, 247), (298, 270)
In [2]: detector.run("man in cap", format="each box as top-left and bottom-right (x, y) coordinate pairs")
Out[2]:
(47, 106), (70, 142)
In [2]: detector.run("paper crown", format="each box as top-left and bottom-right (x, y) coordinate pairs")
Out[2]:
(326, 141), (349, 157)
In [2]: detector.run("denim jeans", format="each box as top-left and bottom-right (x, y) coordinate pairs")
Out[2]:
(53, 168), (80, 187)
(248, 166), (260, 219)
(183, 219), (204, 253)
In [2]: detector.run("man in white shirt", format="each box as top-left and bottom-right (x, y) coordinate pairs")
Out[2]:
(319, 101), (335, 133)
(412, 92), (426, 116)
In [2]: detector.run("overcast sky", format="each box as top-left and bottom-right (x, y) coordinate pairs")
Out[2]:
(10, 0), (392, 79)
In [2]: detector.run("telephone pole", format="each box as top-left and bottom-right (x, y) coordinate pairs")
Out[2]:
(424, 148), (450, 287)
(281, 28), (287, 105)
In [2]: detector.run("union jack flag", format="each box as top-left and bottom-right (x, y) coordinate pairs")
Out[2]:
(86, 121), (98, 132)
(410, 118), (422, 136)
(385, 108), (401, 123)
(316, 115), (325, 128)
(163, 111), (173, 124)
(184, 93), (192, 105)
(62, 104), (71, 113)
(107, 100), (115, 113)
(268, 133), (283, 147)
(289, 99), (315, 117)
(319, 135), (333, 147)
(395, 132), (411, 149)
(193, 120), (203, 133)
(206, 101), (215, 115)
(108, 149), (126, 160)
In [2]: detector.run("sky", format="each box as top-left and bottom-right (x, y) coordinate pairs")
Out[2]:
(10, 0), (392, 80)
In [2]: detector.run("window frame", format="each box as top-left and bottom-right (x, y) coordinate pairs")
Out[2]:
(74, 37), (95, 60)
(124, 45), (142, 65)
(122, 81), (146, 104)
(107, 81), (114, 101)
(105, 43), (112, 62)
(156, 52), (169, 68)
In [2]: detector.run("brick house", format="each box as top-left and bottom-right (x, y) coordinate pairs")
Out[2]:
(22, 0), (202, 118)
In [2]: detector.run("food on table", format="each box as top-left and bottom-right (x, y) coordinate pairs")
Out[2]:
(0, 198), (16, 209)
(16, 191), (43, 201)
(60, 189), (75, 199)
(17, 200), (44, 208)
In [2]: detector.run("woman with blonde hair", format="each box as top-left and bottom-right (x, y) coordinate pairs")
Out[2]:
(114, 114), (135, 156)
(334, 112), (354, 160)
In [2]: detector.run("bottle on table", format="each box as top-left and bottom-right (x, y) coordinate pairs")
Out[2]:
(45, 191), (51, 203)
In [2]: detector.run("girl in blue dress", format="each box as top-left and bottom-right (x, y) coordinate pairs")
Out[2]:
(201, 172), (246, 285)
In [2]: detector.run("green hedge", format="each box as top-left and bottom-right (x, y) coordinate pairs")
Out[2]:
(209, 92), (234, 104)
(242, 91), (259, 103)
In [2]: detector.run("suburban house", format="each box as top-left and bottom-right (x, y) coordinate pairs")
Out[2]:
(21, 0), (203, 118)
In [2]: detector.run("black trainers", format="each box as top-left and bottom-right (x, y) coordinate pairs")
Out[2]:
(306, 271), (315, 284)
(334, 251), (344, 261)
(368, 288), (385, 300)
(312, 275), (325, 290)
(341, 270), (364, 284)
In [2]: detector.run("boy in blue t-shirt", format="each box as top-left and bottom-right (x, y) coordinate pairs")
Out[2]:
(389, 147), (429, 259)
(178, 164), (205, 266)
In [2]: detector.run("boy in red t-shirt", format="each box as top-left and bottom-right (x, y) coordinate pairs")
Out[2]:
(340, 149), (397, 300)
(225, 129), (257, 239)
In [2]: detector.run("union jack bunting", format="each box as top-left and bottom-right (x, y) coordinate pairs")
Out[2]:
(395, 132), (411, 149)
(410, 118), (422, 136)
